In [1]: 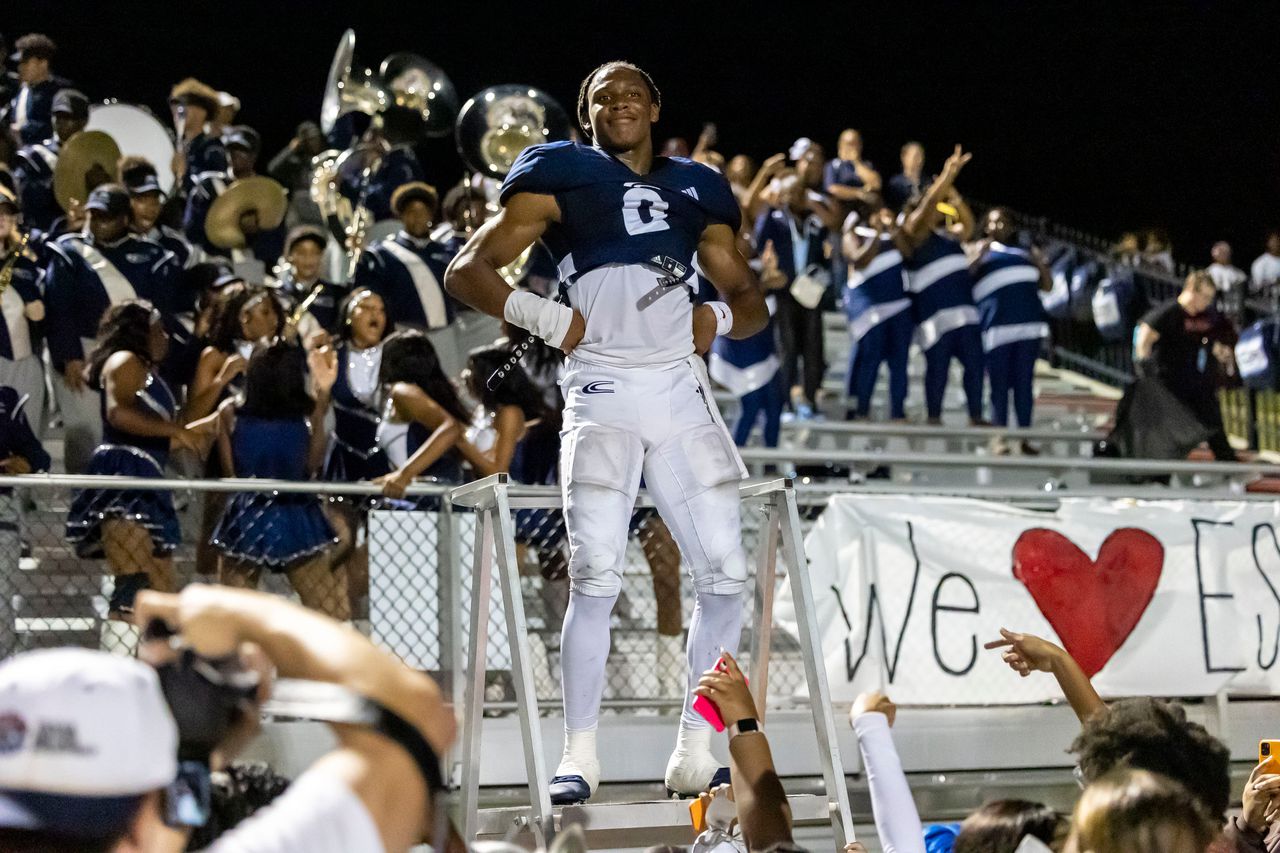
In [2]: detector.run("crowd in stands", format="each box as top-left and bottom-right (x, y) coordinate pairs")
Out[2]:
(3, 28), (1280, 853)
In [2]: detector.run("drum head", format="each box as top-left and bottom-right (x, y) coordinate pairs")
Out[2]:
(87, 103), (177, 196)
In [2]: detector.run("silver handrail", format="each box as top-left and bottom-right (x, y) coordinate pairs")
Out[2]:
(737, 447), (1280, 477)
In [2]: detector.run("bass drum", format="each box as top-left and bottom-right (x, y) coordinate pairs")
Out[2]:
(86, 101), (177, 196)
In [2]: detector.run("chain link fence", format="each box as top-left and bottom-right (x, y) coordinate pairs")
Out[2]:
(1, 476), (827, 711)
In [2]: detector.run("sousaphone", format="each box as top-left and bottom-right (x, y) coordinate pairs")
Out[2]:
(204, 176), (288, 249)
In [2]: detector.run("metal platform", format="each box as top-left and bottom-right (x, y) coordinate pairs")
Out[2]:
(474, 793), (833, 848)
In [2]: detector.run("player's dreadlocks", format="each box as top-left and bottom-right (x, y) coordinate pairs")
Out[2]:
(576, 61), (662, 141)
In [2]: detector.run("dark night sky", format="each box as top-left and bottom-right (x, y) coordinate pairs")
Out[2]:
(7, 1), (1279, 266)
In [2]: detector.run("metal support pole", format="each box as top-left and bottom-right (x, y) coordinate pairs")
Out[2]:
(491, 484), (555, 846)
(459, 506), (495, 843)
(774, 484), (854, 846)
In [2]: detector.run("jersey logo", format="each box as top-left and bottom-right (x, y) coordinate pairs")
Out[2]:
(581, 380), (615, 395)
(682, 186), (700, 200)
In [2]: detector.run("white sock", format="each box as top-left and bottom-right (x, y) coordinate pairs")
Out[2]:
(681, 589), (745, 728)
(664, 725), (723, 793)
(555, 727), (600, 791)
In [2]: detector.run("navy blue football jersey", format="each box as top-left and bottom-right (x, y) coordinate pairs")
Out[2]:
(500, 141), (740, 284)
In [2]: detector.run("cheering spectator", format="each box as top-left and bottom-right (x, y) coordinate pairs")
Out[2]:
(1206, 240), (1248, 295)
(825, 128), (882, 210)
(1111, 231), (1142, 266)
(694, 651), (798, 852)
(1252, 229), (1280, 296)
(726, 154), (757, 205)
(900, 146), (986, 425)
(1064, 769), (1218, 853)
(755, 172), (831, 419)
(885, 141), (927, 212)
(988, 627), (1231, 823)
(1134, 271), (1238, 460)
(1141, 227), (1175, 273)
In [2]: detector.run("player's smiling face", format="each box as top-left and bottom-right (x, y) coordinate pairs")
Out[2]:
(588, 67), (658, 152)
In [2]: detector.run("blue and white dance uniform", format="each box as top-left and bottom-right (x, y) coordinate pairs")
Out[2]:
(710, 296), (783, 446)
(843, 228), (914, 419)
(904, 230), (984, 421)
(971, 242), (1049, 428)
(322, 343), (391, 486)
(210, 415), (337, 569)
(375, 397), (464, 511)
(467, 407), (563, 541)
(66, 369), (181, 557)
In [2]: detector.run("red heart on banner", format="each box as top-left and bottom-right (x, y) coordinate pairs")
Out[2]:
(1012, 528), (1164, 678)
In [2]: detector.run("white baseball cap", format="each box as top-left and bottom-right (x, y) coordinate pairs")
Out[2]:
(0, 648), (178, 837)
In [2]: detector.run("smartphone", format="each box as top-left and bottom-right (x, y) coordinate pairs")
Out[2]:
(691, 656), (747, 732)
(1260, 739), (1280, 773)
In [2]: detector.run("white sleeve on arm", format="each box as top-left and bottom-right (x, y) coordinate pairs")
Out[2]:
(853, 711), (926, 853)
(202, 764), (384, 853)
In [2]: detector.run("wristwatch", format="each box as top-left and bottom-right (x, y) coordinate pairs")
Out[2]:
(729, 718), (761, 738)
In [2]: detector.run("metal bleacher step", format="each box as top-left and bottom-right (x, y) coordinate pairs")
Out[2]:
(474, 792), (834, 848)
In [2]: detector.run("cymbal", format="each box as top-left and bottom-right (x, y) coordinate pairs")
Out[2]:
(205, 176), (288, 249)
(53, 130), (122, 212)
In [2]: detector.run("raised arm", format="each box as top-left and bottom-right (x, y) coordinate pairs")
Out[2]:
(984, 627), (1106, 723)
(902, 145), (972, 244)
(694, 652), (795, 852)
(697, 222), (769, 340)
(850, 692), (926, 853)
(444, 192), (583, 352)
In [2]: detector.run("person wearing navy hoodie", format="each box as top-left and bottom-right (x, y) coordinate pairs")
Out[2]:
(970, 208), (1051, 450)
(899, 146), (985, 425)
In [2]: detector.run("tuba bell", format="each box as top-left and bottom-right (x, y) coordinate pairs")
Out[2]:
(320, 29), (390, 135)
(379, 52), (458, 139)
(455, 84), (571, 178)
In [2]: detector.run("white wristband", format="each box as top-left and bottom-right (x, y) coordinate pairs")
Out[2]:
(504, 290), (574, 349)
(705, 301), (734, 336)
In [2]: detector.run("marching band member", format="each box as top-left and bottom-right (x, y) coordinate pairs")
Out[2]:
(6, 34), (69, 147)
(0, 186), (46, 437)
(900, 146), (985, 425)
(10, 87), (88, 234)
(122, 157), (197, 269)
(350, 110), (426, 224)
(970, 207), (1051, 447)
(274, 225), (346, 339)
(44, 185), (181, 472)
(446, 60), (769, 803)
(210, 90), (240, 142)
(183, 125), (286, 265)
(842, 207), (915, 421)
(352, 182), (461, 374)
(168, 77), (227, 199)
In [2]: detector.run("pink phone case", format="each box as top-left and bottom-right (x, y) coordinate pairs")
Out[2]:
(692, 657), (746, 732)
(692, 693), (727, 731)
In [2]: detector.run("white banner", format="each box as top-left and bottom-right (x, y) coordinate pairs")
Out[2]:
(777, 495), (1280, 705)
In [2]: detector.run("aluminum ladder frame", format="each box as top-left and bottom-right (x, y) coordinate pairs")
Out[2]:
(450, 474), (853, 848)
